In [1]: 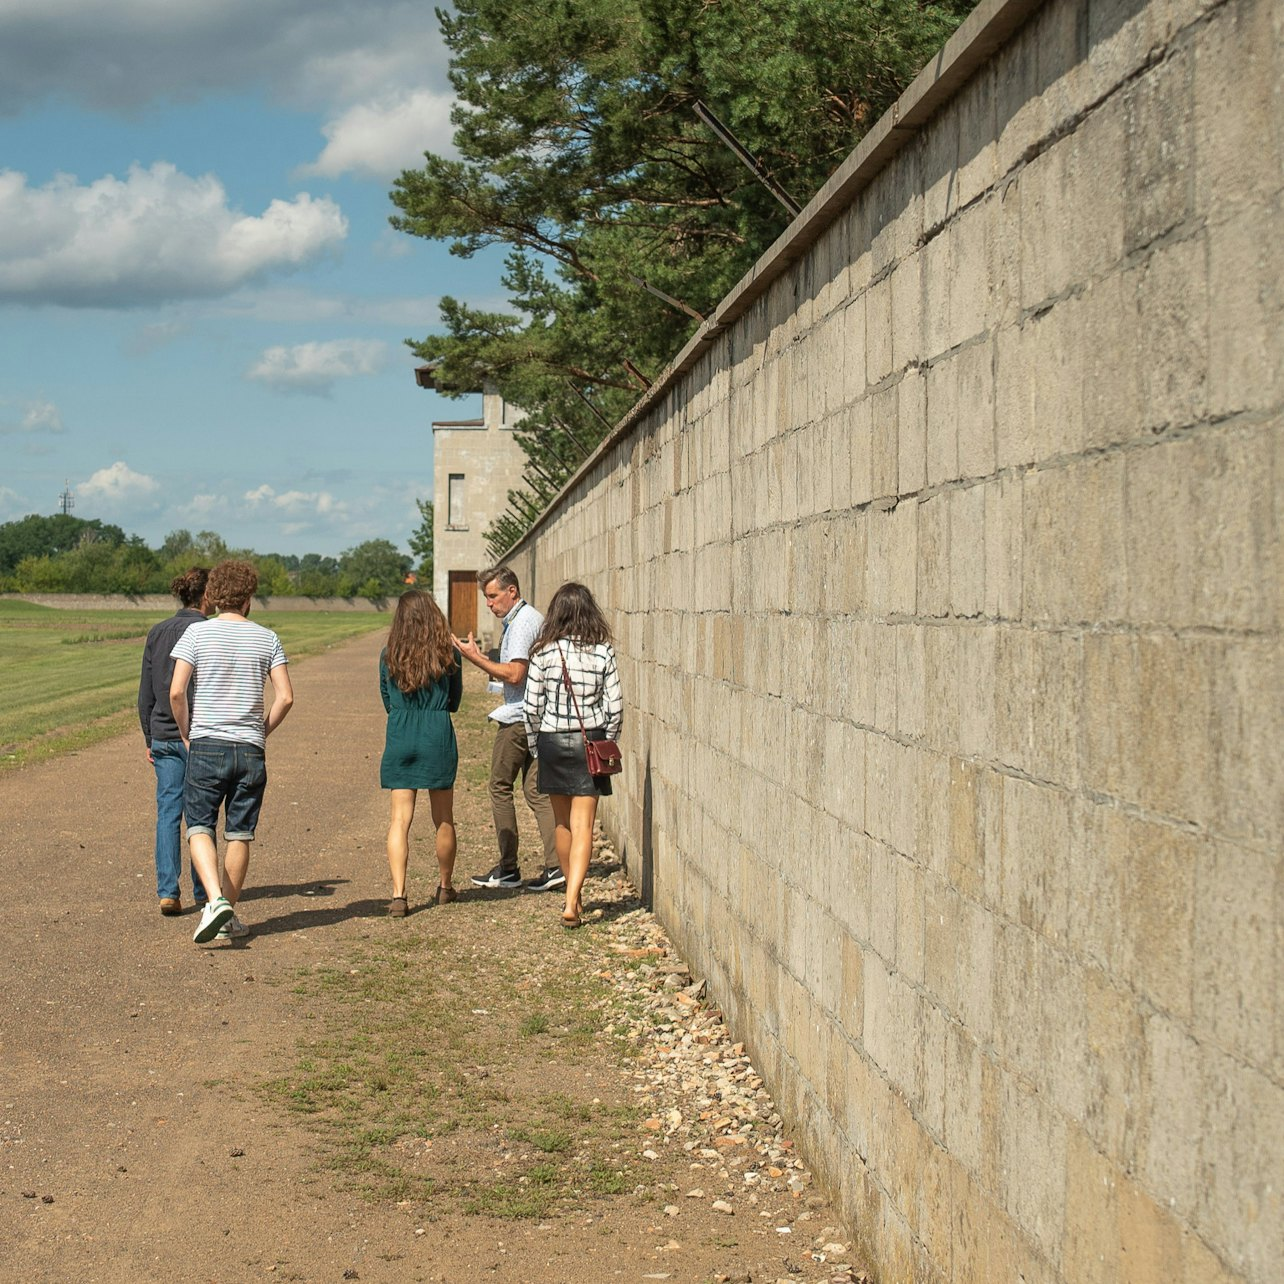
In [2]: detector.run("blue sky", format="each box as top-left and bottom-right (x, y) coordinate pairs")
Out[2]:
(0, 0), (505, 557)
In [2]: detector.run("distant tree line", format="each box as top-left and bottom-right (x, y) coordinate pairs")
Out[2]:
(0, 506), (434, 600)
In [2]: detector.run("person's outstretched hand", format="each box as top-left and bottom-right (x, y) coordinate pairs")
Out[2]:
(452, 631), (485, 666)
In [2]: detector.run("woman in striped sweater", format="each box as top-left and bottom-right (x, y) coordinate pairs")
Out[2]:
(523, 582), (623, 928)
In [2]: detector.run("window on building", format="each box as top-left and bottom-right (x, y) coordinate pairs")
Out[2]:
(447, 473), (466, 529)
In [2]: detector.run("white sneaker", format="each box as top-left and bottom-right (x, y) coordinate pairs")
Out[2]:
(193, 897), (234, 943)
(215, 914), (251, 940)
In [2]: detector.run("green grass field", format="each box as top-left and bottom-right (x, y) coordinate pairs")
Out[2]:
(0, 600), (387, 769)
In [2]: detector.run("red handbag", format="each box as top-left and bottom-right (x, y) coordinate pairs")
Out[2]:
(558, 645), (623, 776)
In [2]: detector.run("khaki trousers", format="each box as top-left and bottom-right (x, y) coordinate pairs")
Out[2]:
(489, 721), (556, 874)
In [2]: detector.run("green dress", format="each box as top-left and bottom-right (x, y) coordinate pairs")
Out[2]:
(379, 650), (463, 790)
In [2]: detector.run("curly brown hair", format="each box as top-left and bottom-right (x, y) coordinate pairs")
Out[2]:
(531, 581), (612, 654)
(170, 566), (209, 608)
(385, 590), (456, 692)
(206, 560), (259, 612)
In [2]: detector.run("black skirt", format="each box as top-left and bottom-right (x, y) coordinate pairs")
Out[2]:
(534, 729), (613, 797)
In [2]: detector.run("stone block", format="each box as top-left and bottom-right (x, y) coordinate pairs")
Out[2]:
(870, 385), (899, 502)
(950, 200), (997, 350)
(921, 227), (953, 361)
(1211, 636), (1282, 848)
(948, 483), (986, 618)
(892, 255), (924, 375)
(1081, 272), (1144, 451)
(1137, 230), (1209, 433)
(1124, 48), (1195, 253)
(1125, 423), (1276, 631)
(922, 103), (959, 235)
(998, 774), (1075, 947)
(917, 491), (950, 618)
(994, 318), (1039, 469)
(1139, 1013), (1202, 1217)
(942, 1023), (984, 1173)
(993, 19), (1053, 183)
(845, 396), (875, 510)
(1018, 144), (1066, 311)
(1030, 294), (1087, 461)
(984, 473), (1023, 619)
(867, 824), (899, 963)
(1197, 1046), (1284, 1282)
(1193, 0), (1282, 222)
(996, 1068), (1069, 1249)
(1022, 454), (1128, 625)
(1207, 200), (1284, 420)
(1117, 1170), (1185, 1284)
(1063, 99), (1127, 283)
(870, 621), (898, 734)
(843, 294), (868, 408)
(838, 928), (865, 1045)
(896, 626), (927, 741)
(954, 624), (996, 759)
(918, 750), (952, 876)
(1135, 633), (1217, 825)
(955, 65), (999, 211)
(898, 369), (927, 495)
(867, 276), (894, 387)
(1086, 0), (1169, 106)
(925, 351), (959, 489)
(955, 339), (996, 479)
(866, 499), (918, 618)
(896, 848), (926, 984)
(1194, 836), (1281, 1073)
(1063, 1124), (1121, 1284)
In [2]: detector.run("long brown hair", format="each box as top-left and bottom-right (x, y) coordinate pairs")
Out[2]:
(385, 590), (455, 692)
(532, 581), (612, 654)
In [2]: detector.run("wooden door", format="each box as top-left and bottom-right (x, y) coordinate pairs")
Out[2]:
(448, 571), (477, 637)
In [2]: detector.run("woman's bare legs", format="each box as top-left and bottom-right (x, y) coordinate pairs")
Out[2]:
(427, 788), (457, 891)
(551, 794), (597, 921)
(386, 788), (418, 898)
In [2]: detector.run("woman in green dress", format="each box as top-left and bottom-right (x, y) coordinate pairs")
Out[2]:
(380, 590), (463, 916)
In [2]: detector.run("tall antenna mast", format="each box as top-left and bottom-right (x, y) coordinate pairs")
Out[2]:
(57, 480), (75, 515)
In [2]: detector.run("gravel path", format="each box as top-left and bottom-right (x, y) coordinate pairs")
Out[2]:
(0, 628), (863, 1284)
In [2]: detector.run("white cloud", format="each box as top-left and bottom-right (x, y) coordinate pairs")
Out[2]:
(246, 338), (388, 395)
(0, 164), (348, 307)
(0, 2), (453, 116)
(244, 483), (348, 518)
(0, 399), (64, 435)
(78, 461), (160, 503)
(300, 89), (455, 180)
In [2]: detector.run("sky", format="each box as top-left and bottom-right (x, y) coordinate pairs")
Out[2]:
(0, 0), (506, 558)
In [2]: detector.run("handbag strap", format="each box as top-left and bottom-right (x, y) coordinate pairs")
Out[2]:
(557, 643), (590, 740)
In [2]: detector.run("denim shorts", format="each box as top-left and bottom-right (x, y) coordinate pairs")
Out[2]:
(184, 738), (268, 841)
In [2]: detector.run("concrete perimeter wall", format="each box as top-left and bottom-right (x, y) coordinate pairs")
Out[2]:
(510, 0), (1282, 1278)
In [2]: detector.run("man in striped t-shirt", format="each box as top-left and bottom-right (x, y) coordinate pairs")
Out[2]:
(170, 560), (294, 944)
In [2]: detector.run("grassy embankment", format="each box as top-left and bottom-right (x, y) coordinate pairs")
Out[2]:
(0, 599), (387, 770)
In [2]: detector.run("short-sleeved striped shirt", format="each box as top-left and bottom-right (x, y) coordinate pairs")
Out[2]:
(171, 617), (288, 747)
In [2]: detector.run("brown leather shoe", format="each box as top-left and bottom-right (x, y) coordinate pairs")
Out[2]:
(434, 885), (458, 906)
(388, 896), (408, 917)
(159, 897), (182, 916)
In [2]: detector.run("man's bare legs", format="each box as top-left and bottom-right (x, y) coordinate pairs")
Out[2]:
(189, 833), (250, 905)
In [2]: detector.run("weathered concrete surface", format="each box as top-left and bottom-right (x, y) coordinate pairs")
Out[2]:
(506, 0), (1284, 1279)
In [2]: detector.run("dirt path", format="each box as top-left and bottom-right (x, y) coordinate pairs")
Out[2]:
(0, 629), (858, 1284)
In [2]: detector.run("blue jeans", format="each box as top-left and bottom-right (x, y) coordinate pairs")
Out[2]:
(184, 738), (268, 841)
(151, 739), (205, 903)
